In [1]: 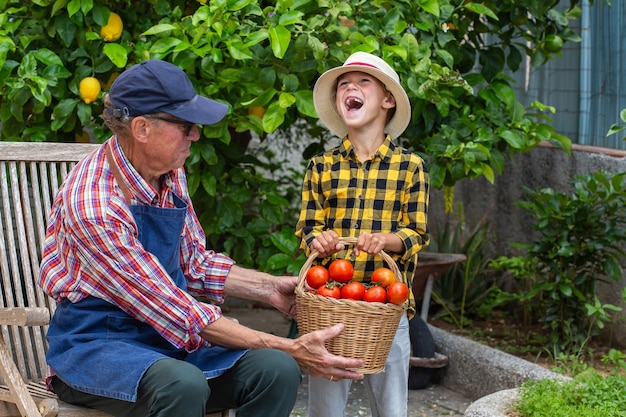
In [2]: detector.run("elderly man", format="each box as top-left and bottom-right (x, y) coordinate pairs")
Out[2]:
(39, 60), (363, 417)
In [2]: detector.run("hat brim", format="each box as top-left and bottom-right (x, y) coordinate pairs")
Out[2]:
(163, 94), (229, 125)
(313, 65), (411, 140)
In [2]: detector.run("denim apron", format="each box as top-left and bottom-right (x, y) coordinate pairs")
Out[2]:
(46, 144), (246, 402)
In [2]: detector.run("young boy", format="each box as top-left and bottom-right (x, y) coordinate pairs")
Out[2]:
(296, 52), (430, 417)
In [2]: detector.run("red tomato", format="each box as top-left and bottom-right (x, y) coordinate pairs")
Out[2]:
(363, 286), (387, 303)
(328, 259), (354, 283)
(317, 283), (340, 299)
(306, 265), (329, 289)
(340, 281), (366, 300)
(386, 282), (409, 305)
(371, 267), (396, 287)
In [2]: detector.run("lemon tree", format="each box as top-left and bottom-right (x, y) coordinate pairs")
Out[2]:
(0, 0), (596, 271)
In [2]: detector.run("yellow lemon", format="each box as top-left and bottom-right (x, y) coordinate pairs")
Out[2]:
(79, 77), (101, 104)
(100, 12), (123, 42)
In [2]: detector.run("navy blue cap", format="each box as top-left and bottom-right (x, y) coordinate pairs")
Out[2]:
(109, 60), (228, 125)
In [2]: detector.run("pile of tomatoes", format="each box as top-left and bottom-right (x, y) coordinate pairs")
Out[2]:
(305, 259), (409, 305)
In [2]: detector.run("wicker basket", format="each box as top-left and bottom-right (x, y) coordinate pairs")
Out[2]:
(295, 237), (406, 374)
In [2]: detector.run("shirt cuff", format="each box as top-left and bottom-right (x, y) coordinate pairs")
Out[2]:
(183, 301), (223, 352)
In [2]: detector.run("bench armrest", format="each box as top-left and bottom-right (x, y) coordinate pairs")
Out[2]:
(0, 307), (50, 326)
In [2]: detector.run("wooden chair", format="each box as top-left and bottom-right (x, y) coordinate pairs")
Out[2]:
(0, 142), (231, 417)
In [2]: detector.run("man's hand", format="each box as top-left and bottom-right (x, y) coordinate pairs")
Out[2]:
(289, 323), (364, 381)
(267, 275), (298, 318)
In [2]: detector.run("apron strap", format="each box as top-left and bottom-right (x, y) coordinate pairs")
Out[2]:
(105, 141), (134, 205)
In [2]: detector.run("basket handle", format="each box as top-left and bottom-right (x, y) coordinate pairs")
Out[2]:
(296, 236), (403, 293)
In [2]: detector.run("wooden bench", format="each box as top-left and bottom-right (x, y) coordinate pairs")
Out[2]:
(0, 142), (231, 417)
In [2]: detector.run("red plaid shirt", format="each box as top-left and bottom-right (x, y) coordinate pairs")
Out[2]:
(39, 137), (233, 352)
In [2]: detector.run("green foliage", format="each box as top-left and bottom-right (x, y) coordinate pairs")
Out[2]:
(490, 171), (626, 357)
(1, 0), (589, 271)
(429, 207), (504, 328)
(189, 133), (305, 271)
(516, 350), (626, 417)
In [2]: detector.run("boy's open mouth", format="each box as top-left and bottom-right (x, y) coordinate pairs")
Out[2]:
(345, 96), (363, 110)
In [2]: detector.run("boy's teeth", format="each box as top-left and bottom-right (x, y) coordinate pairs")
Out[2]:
(346, 97), (363, 110)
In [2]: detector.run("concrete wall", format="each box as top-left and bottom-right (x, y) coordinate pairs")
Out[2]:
(428, 143), (626, 347)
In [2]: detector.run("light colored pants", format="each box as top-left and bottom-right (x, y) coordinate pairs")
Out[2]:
(308, 313), (410, 417)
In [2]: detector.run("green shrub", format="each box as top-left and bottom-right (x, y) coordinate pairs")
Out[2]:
(491, 171), (626, 357)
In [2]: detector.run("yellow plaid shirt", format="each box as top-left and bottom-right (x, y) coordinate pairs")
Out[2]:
(296, 135), (430, 316)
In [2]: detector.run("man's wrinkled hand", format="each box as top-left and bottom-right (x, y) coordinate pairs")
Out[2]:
(291, 323), (364, 381)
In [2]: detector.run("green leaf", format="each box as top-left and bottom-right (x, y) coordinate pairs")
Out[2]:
(80, 0), (93, 16)
(265, 253), (294, 270)
(259, 200), (282, 224)
(293, 90), (316, 118)
(217, 196), (243, 228)
(201, 172), (217, 197)
(271, 229), (300, 255)
(52, 98), (76, 119)
(507, 45), (523, 72)
(33, 48), (63, 66)
(559, 283), (572, 297)
(142, 24), (178, 35)
(42, 64), (71, 80)
(278, 92), (296, 108)
(492, 82), (515, 107)
(278, 11), (304, 26)
(103, 43), (128, 68)
(76, 101), (92, 126)
(225, 0), (250, 12)
(499, 129), (524, 149)
(268, 25), (291, 59)
(463, 2), (498, 21)
(479, 162), (495, 183)
(200, 142), (218, 165)
(419, 0), (440, 17)
(225, 39), (254, 60)
(151, 37), (183, 54)
(606, 124), (626, 137)
(51, 0), (70, 17)
(67, 0), (80, 16)
(263, 101), (286, 132)
(243, 29), (268, 48)
(54, 13), (77, 47)
(435, 48), (454, 69)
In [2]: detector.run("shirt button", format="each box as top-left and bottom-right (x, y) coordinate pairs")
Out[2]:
(354, 223), (360, 229)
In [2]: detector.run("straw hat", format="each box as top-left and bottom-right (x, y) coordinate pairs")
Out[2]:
(313, 52), (411, 139)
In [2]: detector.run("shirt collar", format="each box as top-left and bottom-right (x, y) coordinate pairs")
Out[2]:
(340, 134), (395, 163)
(108, 136), (158, 204)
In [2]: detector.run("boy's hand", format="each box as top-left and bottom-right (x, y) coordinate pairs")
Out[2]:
(354, 231), (385, 257)
(354, 232), (404, 257)
(311, 230), (343, 258)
